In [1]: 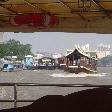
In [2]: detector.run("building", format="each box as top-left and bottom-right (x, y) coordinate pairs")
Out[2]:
(81, 44), (90, 52)
(33, 53), (44, 66)
(34, 52), (44, 59)
(23, 55), (34, 69)
(0, 32), (4, 44)
(52, 53), (62, 65)
(52, 53), (62, 59)
(96, 43), (111, 59)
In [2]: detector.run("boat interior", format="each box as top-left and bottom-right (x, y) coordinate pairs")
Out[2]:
(0, 0), (112, 111)
(0, 0), (112, 33)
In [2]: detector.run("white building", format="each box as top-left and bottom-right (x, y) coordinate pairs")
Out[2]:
(0, 32), (4, 44)
(33, 53), (43, 65)
(52, 53), (62, 59)
(80, 43), (111, 59)
(81, 44), (90, 52)
(25, 55), (33, 58)
(34, 52), (44, 59)
(96, 43), (111, 59)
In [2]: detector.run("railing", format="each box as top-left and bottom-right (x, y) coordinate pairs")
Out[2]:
(0, 83), (112, 108)
(80, 60), (97, 71)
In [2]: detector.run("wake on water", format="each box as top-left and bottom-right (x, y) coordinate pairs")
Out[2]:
(51, 72), (107, 78)
(33, 69), (107, 77)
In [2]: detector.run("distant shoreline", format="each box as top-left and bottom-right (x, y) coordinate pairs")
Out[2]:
(97, 66), (112, 67)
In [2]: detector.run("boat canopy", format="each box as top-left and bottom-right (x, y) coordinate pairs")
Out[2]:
(66, 49), (85, 60)
(0, 0), (112, 33)
(66, 46), (90, 58)
(3, 63), (14, 68)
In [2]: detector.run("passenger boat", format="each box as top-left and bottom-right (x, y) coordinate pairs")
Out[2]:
(60, 46), (97, 74)
(23, 55), (34, 70)
(38, 57), (56, 70)
(13, 63), (23, 71)
(2, 63), (14, 72)
(58, 56), (66, 69)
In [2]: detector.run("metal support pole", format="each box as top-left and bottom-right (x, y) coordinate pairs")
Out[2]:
(14, 84), (17, 108)
(73, 55), (74, 65)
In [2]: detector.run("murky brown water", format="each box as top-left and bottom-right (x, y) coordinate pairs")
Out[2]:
(0, 67), (112, 109)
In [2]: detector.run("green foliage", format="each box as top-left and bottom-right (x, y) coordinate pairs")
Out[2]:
(0, 39), (32, 60)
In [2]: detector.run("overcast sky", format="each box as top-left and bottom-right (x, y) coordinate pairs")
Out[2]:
(3, 32), (112, 54)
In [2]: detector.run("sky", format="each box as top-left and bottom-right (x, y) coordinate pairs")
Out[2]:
(3, 32), (112, 54)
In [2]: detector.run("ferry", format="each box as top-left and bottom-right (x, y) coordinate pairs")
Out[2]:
(38, 57), (56, 70)
(59, 47), (97, 74)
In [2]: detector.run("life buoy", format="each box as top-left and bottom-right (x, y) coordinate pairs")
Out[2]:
(10, 13), (59, 27)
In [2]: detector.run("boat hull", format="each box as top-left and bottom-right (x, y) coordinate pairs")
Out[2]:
(2, 68), (14, 72)
(65, 66), (97, 74)
(38, 66), (56, 70)
(2, 64), (14, 72)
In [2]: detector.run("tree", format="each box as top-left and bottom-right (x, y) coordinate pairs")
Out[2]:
(0, 39), (32, 60)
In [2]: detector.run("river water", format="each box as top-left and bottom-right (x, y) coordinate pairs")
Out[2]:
(0, 67), (112, 109)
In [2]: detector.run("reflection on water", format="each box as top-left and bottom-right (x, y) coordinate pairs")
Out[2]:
(0, 67), (112, 109)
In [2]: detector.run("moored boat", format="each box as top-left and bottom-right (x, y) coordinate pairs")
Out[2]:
(23, 55), (34, 70)
(2, 63), (14, 72)
(38, 57), (56, 70)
